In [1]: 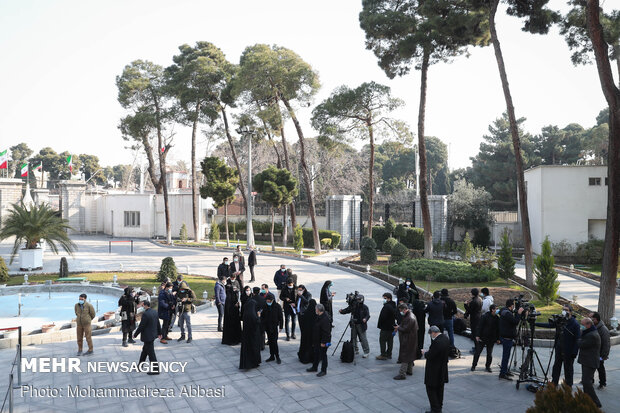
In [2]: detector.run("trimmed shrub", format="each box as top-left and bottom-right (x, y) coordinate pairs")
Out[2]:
(394, 224), (406, 241)
(321, 238), (332, 249)
(389, 258), (498, 283)
(331, 232), (341, 249)
(460, 233), (474, 262)
(526, 383), (602, 413)
(157, 257), (178, 283)
(390, 242), (409, 262)
(59, 257), (69, 278)
(575, 240), (604, 264)
(370, 226), (388, 249)
(403, 227), (424, 250)
(535, 237), (559, 306)
(179, 223), (188, 242)
(382, 237), (399, 254)
(302, 228), (341, 248)
(209, 218), (220, 243)
(385, 217), (396, 237)
(0, 257), (8, 283)
(360, 236), (377, 264)
(498, 230), (515, 284)
(293, 224), (303, 251)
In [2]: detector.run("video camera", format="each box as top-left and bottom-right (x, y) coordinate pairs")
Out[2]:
(346, 291), (364, 307)
(514, 294), (541, 322)
(548, 313), (569, 330)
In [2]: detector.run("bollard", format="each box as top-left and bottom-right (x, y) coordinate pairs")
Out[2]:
(152, 286), (157, 296)
(9, 373), (13, 413)
(113, 274), (118, 286)
(23, 274), (28, 285)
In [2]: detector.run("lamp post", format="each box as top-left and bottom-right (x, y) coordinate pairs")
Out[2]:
(236, 126), (255, 249)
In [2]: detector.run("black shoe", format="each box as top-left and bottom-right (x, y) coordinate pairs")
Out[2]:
(292, 334), (296, 339)
(406, 371), (413, 376)
(187, 338), (192, 343)
(128, 339), (136, 344)
(471, 366), (476, 371)
(217, 327), (222, 332)
(276, 357), (281, 364)
(122, 341), (128, 347)
(485, 367), (492, 373)
(286, 336), (290, 341)
(84, 350), (93, 356)
(266, 356), (275, 362)
(506, 371), (515, 377)
(499, 374), (513, 381)
(177, 336), (186, 342)
(306, 367), (318, 372)
(316, 371), (326, 377)
(598, 384), (606, 390)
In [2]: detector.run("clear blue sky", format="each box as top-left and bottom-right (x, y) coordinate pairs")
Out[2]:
(0, 0), (609, 170)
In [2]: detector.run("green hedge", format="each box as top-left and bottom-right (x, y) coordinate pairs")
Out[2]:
(302, 228), (342, 248)
(370, 225), (424, 250)
(389, 258), (499, 283)
(390, 242), (409, 262)
(219, 219), (283, 235)
(382, 237), (399, 254)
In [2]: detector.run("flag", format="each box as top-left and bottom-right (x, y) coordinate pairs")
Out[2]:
(0, 150), (7, 169)
(35, 162), (42, 171)
(66, 155), (73, 172)
(161, 146), (165, 153)
(20, 163), (28, 177)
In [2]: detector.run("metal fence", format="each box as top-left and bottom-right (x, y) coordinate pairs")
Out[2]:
(362, 201), (416, 227)
(1, 326), (23, 413)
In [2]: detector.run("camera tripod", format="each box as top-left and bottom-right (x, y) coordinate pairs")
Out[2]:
(332, 312), (354, 356)
(514, 318), (550, 390)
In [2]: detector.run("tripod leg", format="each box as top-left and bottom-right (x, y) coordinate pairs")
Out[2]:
(331, 323), (350, 356)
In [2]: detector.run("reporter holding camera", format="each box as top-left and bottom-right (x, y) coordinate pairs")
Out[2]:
(339, 294), (371, 358)
(498, 299), (524, 381)
(535, 305), (580, 386)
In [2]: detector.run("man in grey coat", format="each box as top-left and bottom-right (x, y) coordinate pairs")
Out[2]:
(578, 317), (602, 408)
(590, 312), (611, 389)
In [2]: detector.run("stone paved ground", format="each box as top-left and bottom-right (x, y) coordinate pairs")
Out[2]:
(0, 237), (618, 413)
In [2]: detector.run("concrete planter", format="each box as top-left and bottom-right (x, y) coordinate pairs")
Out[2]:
(19, 248), (43, 271)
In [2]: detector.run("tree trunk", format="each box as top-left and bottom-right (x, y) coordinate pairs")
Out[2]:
(587, 0), (620, 324)
(283, 205), (288, 247)
(489, 0), (534, 286)
(280, 96), (321, 254)
(256, 99), (283, 167)
(221, 107), (248, 208)
(417, 49), (434, 259)
(275, 100), (298, 231)
(615, 46), (620, 88)
(191, 101), (201, 242)
(271, 207), (276, 252)
(152, 96), (171, 244)
(139, 134), (162, 194)
(367, 120), (375, 238)
(225, 201), (230, 247)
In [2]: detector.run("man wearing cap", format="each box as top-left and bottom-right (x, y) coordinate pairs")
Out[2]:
(423, 325), (450, 413)
(394, 303), (418, 380)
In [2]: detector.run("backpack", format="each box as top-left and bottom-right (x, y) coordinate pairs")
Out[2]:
(449, 346), (461, 359)
(340, 340), (354, 363)
(453, 318), (467, 335)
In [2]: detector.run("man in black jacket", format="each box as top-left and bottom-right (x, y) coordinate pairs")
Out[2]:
(261, 294), (283, 364)
(248, 246), (257, 282)
(464, 288), (482, 352)
(440, 289), (457, 347)
(423, 325), (450, 413)
(339, 295), (371, 358)
(590, 312), (610, 389)
(471, 304), (500, 372)
(133, 300), (162, 375)
(426, 291), (445, 330)
(230, 255), (245, 289)
(578, 317), (602, 408)
(307, 303), (332, 377)
(376, 292), (398, 360)
(217, 257), (230, 281)
(280, 277), (297, 340)
(498, 299), (524, 380)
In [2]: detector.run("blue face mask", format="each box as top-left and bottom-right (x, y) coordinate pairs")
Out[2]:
(495, 309), (500, 315)
(580, 324), (586, 331)
(267, 301), (273, 306)
(399, 311), (405, 316)
(383, 299), (387, 304)
(260, 289), (266, 294)
(330, 283), (333, 288)
(78, 299), (84, 305)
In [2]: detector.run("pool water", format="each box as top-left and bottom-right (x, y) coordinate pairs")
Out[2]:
(0, 292), (120, 332)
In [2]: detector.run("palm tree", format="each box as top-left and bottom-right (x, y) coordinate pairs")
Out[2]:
(0, 203), (77, 263)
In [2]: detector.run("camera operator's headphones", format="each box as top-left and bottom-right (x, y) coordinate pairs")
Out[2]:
(356, 295), (365, 304)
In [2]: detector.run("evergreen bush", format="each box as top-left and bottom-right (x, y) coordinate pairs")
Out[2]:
(360, 236), (377, 264)
(498, 230), (515, 284)
(394, 224), (406, 241)
(293, 224), (304, 252)
(209, 217), (220, 243)
(157, 257), (178, 283)
(179, 223), (188, 242)
(460, 233), (474, 262)
(389, 258), (498, 283)
(390, 242), (409, 262)
(385, 217), (396, 237)
(535, 237), (560, 305)
(320, 238), (332, 249)
(526, 383), (602, 413)
(0, 257), (9, 283)
(59, 257), (69, 278)
(382, 237), (399, 254)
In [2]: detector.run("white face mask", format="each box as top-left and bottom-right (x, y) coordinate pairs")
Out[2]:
(406, 282), (411, 286)
(383, 299), (387, 304)
(561, 310), (567, 317)
(245, 290), (251, 296)
(399, 311), (405, 316)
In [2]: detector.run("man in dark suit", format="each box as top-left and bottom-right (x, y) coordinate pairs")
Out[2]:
(578, 317), (602, 408)
(134, 300), (162, 375)
(248, 246), (257, 282)
(230, 255), (246, 289)
(423, 325), (450, 413)
(307, 303), (332, 377)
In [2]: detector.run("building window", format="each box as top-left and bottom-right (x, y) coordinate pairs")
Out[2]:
(124, 211), (140, 227)
(179, 180), (183, 189)
(605, 177), (609, 186)
(589, 177), (601, 186)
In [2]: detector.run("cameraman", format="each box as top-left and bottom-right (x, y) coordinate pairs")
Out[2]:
(498, 299), (524, 380)
(339, 294), (371, 358)
(535, 305), (580, 386)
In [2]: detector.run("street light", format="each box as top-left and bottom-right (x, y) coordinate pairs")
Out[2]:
(236, 125), (256, 249)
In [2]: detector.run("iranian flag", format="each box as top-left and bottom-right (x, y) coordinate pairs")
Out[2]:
(20, 163), (28, 177)
(35, 162), (42, 172)
(0, 150), (7, 169)
(66, 155), (73, 172)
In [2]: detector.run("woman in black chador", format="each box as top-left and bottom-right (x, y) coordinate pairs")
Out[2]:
(239, 299), (262, 370)
(320, 280), (334, 322)
(298, 299), (318, 363)
(240, 285), (252, 320)
(222, 277), (242, 345)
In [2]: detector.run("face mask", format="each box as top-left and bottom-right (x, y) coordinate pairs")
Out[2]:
(245, 290), (251, 296)
(260, 289), (266, 294)
(267, 301), (273, 306)
(580, 324), (586, 331)
(234, 258), (238, 262)
(480, 293), (485, 298)
(561, 310), (567, 317)
(168, 288), (172, 293)
(281, 268), (285, 272)
(406, 281), (411, 286)
(288, 285), (293, 289)
(78, 299), (84, 305)
(224, 261), (228, 265)
(297, 290), (303, 295)
(383, 299), (387, 304)
(180, 290), (185, 293)
(495, 309), (500, 315)
(330, 283), (333, 287)
(400, 311), (406, 316)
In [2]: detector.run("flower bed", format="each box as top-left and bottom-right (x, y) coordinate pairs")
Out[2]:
(389, 258), (498, 283)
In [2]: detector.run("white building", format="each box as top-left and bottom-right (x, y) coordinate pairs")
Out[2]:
(523, 165), (607, 254)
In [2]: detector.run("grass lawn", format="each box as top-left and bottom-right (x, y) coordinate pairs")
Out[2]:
(7, 272), (215, 304)
(172, 241), (325, 256)
(578, 264), (602, 276)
